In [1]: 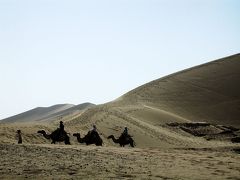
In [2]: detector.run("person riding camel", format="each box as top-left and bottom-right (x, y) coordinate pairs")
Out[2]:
(60, 121), (64, 132)
(89, 124), (97, 134)
(92, 125), (97, 132)
(59, 121), (66, 136)
(121, 127), (129, 139)
(88, 124), (99, 138)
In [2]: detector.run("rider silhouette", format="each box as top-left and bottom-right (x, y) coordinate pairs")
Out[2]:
(59, 121), (66, 136)
(60, 121), (64, 132)
(89, 125), (97, 135)
(121, 127), (129, 139)
(88, 124), (100, 140)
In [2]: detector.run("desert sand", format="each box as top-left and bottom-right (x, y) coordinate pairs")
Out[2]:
(1, 54), (240, 179)
(1, 143), (240, 179)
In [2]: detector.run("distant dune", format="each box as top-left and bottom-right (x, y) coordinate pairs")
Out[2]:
(1, 103), (95, 123)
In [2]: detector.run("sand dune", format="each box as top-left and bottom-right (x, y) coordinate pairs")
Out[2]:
(2, 54), (240, 148)
(1, 103), (95, 123)
(120, 53), (240, 127)
(64, 54), (240, 147)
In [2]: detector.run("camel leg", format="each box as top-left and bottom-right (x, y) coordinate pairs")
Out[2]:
(65, 138), (70, 145)
(130, 140), (135, 147)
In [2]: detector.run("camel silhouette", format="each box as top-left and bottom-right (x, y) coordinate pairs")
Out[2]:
(37, 129), (70, 145)
(73, 131), (103, 146)
(107, 134), (135, 147)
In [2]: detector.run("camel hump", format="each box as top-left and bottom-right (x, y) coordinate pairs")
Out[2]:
(92, 131), (99, 137)
(120, 133), (131, 140)
(53, 128), (66, 133)
(52, 128), (67, 138)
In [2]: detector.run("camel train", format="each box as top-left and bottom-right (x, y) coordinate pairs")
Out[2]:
(36, 122), (136, 147)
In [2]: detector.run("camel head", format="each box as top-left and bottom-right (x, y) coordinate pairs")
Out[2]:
(73, 133), (80, 137)
(107, 135), (114, 139)
(37, 130), (46, 134)
(73, 133), (84, 143)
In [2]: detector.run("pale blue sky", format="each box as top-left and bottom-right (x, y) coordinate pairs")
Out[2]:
(0, 0), (239, 119)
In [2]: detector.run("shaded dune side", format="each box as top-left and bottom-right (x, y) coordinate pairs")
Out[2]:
(38, 103), (96, 123)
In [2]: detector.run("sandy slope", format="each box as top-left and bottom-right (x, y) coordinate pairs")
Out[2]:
(1, 54), (240, 149)
(120, 54), (240, 127)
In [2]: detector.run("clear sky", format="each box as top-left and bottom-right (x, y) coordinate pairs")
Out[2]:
(0, 0), (239, 119)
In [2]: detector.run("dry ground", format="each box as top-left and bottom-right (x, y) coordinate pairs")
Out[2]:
(1, 118), (240, 179)
(1, 143), (240, 180)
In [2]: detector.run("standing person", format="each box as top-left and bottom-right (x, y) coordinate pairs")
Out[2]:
(16, 130), (22, 144)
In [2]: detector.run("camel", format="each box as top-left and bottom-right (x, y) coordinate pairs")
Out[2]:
(37, 129), (70, 145)
(107, 134), (135, 147)
(73, 131), (103, 146)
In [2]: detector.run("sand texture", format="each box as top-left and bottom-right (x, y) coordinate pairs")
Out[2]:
(1, 144), (240, 179)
